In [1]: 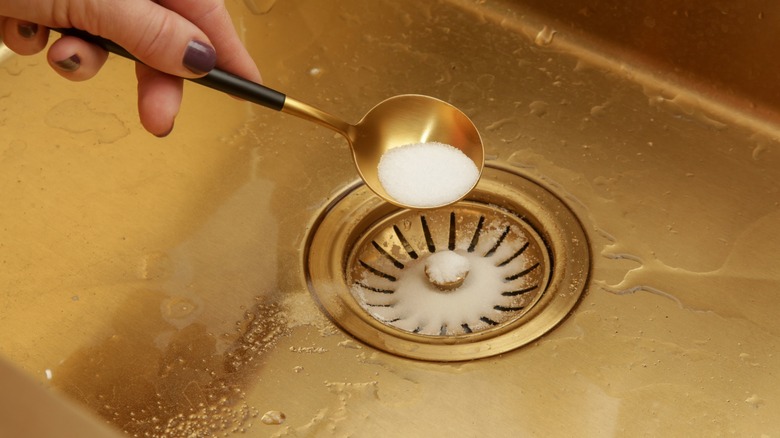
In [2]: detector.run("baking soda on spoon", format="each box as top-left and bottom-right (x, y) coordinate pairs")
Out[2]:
(377, 142), (480, 208)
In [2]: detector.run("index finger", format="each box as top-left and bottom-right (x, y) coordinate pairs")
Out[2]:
(159, 0), (262, 83)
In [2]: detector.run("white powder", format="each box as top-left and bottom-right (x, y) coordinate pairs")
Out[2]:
(425, 250), (470, 284)
(371, 251), (509, 335)
(377, 142), (479, 208)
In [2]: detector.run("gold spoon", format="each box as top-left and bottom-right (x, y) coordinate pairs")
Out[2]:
(55, 29), (484, 209)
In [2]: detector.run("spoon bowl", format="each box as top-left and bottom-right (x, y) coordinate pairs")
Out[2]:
(54, 29), (485, 208)
(349, 95), (484, 208)
(284, 93), (484, 208)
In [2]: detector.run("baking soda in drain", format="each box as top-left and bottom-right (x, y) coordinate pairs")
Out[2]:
(377, 142), (479, 208)
(425, 250), (470, 284)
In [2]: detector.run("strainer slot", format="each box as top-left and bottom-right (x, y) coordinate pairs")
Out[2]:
(505, 263), (540, 281)
(371, 240), (404, 269)
(494, 304), (525, 312)
(358, 260), (397, 282)
(467, 216), (485, 252)
(448, 212), (457, 251)
(502, 284), (538, 297)
(498, 241), (529, 267)
(484, 225), (511, 257)
(393, 225), (419, 260)
(420, 216), (436, 253)
(480, 316), (499, 326)
(354, 282), (394, 294)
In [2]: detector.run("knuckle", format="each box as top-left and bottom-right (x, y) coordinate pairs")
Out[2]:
(129, 14), (176, 63)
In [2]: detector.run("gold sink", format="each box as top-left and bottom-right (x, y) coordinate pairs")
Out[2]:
(1, 0), (779, 436)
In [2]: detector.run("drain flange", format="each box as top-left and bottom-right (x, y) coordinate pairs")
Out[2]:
(304, 163), (589, 361)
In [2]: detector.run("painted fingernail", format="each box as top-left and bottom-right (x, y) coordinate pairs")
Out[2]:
(182, 40), (216, 74)
(17, 22), (38, 39)
(54, 54), (81, 72)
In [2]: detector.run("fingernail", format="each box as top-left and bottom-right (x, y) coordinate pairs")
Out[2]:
(183, 40), (216, 74)
(17, 22), (38, 39)
(54, 54), (81, 72)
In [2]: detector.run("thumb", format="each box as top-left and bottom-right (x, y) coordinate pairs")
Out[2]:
(69, 0), (216, 77)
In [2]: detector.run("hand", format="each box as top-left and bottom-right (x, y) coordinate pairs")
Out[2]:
(0, 0), (262, 137)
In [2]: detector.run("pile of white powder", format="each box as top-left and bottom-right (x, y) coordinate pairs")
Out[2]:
(377, 141), (479, 208)
(424, 250), (470, 285)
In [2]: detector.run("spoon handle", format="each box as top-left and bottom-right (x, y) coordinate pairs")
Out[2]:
(52, 28), (286, 111)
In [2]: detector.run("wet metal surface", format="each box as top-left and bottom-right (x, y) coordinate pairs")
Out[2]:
(1, 0), (779, 436)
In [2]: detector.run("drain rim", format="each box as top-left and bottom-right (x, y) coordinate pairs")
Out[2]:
(304, 163), (590, 361)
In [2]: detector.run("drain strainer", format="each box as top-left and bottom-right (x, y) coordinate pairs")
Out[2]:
(349, 206), (549, 336)
(304, 163), (589, 361)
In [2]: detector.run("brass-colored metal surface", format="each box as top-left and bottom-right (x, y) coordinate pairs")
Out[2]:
(305, 164), (588, 361)
(1, 0), (780, 436)
(284, 94), (485, 209)
(0, 39), (14, 65)
(0, 356), (124, 438)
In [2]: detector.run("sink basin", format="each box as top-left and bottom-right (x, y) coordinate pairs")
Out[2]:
(1, 0), (778, 436)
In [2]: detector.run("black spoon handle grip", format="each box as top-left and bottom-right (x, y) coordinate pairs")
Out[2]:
(52, 28), (286, 111)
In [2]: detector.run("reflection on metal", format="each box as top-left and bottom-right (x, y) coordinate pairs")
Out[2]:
(0, 38), (15, 65)
(0, 357), (124, 437)
(305, 164), (589, 361)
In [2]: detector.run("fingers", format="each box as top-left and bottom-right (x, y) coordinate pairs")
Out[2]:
(3, 1), (216, 78)
(160, 0), (262, 83)
(46, 35), (109, 81)
(2, 0), (261, 138)
(136, 63), (183, 137)
(45, 34), (178, 137)
(129, 0), (262, 136)
(4, 18), (109, 81)
(76, 0), (218, 79)
(1, 18), (49, 55)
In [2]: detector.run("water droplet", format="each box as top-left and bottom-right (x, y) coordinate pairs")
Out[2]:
(137, 251), (172, 280)
(43, 99), (130, 144)
(752, 143), (769, 160)
(261, 410), (286, 425)
(590, 104), (608, 117)
(529, 101), (549, 117)
(337, 339), (362, 350)
(745, 394), (765, 408)
(243, 0), (277, 14)
(288, 346), (328, 354)
(534, 26), (557, 46)
(161, 296), (203, 328)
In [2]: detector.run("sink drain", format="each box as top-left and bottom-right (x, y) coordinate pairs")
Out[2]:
(304, 163), (589, 361)
(349, 205), (549, 336)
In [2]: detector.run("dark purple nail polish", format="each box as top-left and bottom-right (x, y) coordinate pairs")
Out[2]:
(17, 22), (38, 39)
(54, 54), (81, 72)
(183, 40), (216, 74)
